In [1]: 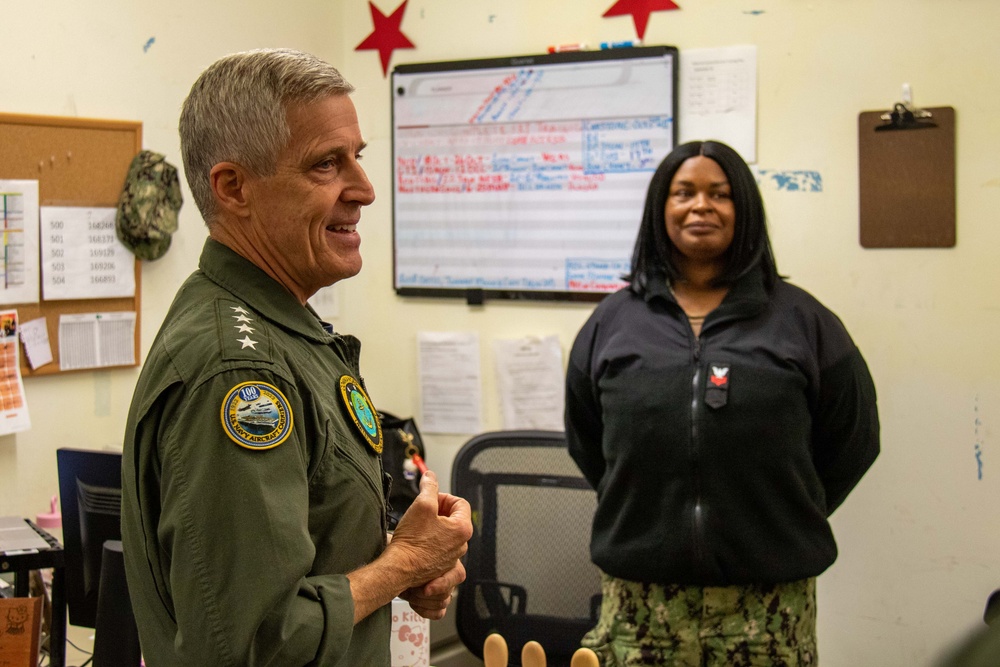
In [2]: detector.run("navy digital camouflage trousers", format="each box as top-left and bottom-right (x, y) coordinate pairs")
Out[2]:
(582, 574), (817, 666)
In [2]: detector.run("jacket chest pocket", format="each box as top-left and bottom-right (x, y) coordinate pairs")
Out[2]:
(310, 424), (386, 522)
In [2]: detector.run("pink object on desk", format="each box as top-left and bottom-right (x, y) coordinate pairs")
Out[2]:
(35, 495), (61, 530)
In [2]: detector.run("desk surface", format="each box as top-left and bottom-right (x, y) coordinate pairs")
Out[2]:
(0, 518), (67, 667)
(1, 516), (52, 551)
(0, 518), (65, 572)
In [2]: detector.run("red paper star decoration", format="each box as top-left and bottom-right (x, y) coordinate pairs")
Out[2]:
(602, 0), (680, 41)
(355, 0), (415, 77)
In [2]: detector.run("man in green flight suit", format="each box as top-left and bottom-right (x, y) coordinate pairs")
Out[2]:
(121, 49), (473, 666)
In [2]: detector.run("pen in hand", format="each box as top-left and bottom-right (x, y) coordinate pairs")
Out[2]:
(411, 453), (428, 475)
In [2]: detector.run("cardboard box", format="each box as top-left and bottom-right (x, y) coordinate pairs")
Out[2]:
(0, 596), (42, 667)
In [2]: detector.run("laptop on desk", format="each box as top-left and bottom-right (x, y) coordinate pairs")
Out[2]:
(0, 517), (50, 553)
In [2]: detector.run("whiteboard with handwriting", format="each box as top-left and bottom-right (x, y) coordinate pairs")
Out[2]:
(391, 47), (678, 301)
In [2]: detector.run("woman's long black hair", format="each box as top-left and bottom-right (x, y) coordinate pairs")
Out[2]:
(626, 140), (779, 291)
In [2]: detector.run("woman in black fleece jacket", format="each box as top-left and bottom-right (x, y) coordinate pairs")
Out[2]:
(565, 140), (879, 667)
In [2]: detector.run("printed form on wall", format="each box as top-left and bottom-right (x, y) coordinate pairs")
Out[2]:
(0, 179), (41, 306)
(40, 206), (135, 300)
(58, 311), (136, 371)
(493, 335), (564, 430)
(0, 309), (31, 435)
(308, 284), (340, 320)
(679, 44), (758, 163)
(417, 331), (482, 434)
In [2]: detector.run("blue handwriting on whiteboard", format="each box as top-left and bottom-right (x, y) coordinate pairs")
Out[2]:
(565, 258), (630, 292)
(397, 273), (557, 290)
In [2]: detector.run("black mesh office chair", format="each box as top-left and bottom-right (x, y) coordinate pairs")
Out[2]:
(451, 431), (602, 666)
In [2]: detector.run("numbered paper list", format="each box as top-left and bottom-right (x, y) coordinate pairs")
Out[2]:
(40, 206), (135, 300)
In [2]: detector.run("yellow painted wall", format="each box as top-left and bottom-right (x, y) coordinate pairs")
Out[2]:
(3, 1), (1000, 663)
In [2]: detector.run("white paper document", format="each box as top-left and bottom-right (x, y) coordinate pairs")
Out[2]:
(41, 206), (135, 300)
(680, 45), (758, 163)
(0, 310), (31, 435)
(58, 311), (136, 370)
(19, 317), (53, 370)
(0, 180), (41, 305)
(417, 331), (482, 435)
(493, 335), (565, 430)
(308, 284), (339, 320)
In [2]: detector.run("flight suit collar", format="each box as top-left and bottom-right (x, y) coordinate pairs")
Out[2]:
(198, 238), (341, 346)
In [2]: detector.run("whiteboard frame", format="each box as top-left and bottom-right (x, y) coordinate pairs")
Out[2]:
(390, 46), (679, 303)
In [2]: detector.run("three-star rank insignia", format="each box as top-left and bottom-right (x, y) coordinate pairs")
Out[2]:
(221, 381), (293, 450)
(339, 375), (383, 453)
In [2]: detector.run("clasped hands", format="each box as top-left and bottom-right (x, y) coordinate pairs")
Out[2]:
(387, 470), (473, 620)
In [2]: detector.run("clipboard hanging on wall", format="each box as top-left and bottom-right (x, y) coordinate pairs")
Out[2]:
(858, 94), (955, 248)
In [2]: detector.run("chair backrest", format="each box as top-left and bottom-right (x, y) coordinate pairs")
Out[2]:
(451, 431), (601, 667)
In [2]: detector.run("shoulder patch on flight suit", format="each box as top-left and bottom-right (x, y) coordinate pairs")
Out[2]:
(217, 300), (272, 361)
(220, 380), (293, 450)
(338, 375), (383, 453)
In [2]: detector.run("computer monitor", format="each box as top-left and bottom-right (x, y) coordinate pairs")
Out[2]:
(56, 447), (142, 665)
(56, 447), (124, 629)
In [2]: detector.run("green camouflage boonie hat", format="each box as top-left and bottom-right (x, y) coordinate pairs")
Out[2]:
(116, 150), (183, 260)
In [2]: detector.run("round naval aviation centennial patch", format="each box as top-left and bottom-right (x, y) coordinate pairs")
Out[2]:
(339, 375), (382, 453)
(221, 381), (293, 450)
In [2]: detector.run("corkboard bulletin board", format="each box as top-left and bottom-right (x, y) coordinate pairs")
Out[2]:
(0, 112), (142, 377)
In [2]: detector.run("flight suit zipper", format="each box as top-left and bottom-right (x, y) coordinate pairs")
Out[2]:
(359, 374), (390, 537)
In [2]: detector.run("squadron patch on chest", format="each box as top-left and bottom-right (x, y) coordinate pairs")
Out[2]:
(338, 375), (383, 454)
(220, 381), (293, 450)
